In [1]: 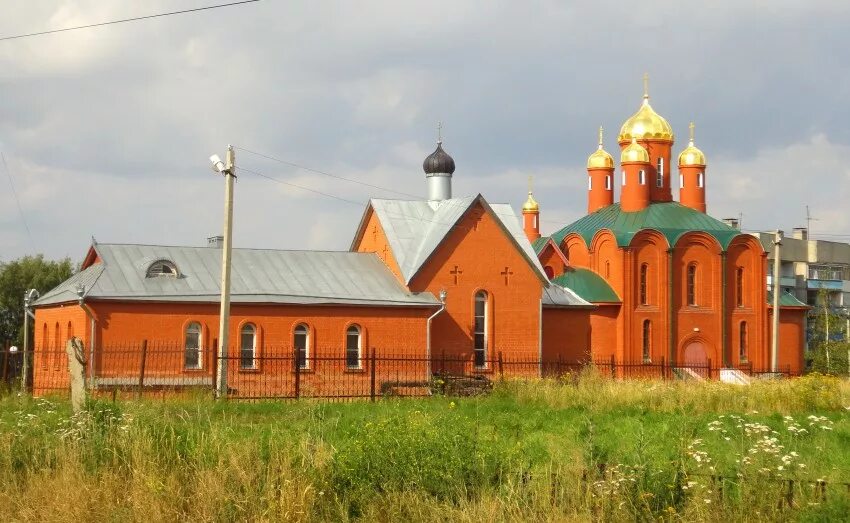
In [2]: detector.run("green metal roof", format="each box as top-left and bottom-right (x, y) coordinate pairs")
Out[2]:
(532, 236), (552, 255)
(767, 290), (809, 308)
(550, 202), (742, 249)
(552, 267), (621, 303)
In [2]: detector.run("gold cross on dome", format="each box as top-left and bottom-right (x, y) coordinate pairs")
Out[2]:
(689, 122), (695, 142)
(598, 125), (604, 147)
(643, 73), (649, 99)
(527, 175), (533, 194)
(437, 121), (443, 143)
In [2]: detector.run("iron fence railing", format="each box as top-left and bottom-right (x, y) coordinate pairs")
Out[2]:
(0, 343), (797, 400)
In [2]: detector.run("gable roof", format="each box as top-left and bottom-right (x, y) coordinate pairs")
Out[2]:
(352, 194), (548, 285)
(552, 268), (621, 303)
(35, 243), (440, 308)
(551, 202), (743, 250)
(532, 235), (570, 267)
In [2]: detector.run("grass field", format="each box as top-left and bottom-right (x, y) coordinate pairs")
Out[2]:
(1, 371), (848, 522)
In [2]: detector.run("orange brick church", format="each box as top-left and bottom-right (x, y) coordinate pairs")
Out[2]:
(31, 82), (807, 395)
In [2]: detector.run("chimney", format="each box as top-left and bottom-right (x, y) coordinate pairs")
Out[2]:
(207, 235), (224, 248)
(722, 218), (739, 230)
(792, 227), (808, 240)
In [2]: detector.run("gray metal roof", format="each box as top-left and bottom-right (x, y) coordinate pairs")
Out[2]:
(35, 244), (440, 308)
(542, 284), (596, 309)
(361, 195), (549, 285)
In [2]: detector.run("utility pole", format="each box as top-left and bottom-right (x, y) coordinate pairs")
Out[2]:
(21, 289), (38, 390)
(212, 146), (236, 398)
(824, 298), (831, 373)
(771, 230), (782, 373)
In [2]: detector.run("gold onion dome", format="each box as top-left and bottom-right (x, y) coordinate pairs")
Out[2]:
(618, 74), (674, 143)
(621, 137), (650, 163)
(523, 191), (539, 212)
(522, 176), (539, 212)
(678, 122), (707, 166)
(587, 126), (615, 169)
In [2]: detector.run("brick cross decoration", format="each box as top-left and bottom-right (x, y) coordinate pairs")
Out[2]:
(450, 265), (463, 285)
(501, 266), (513, 285)
(381, 244), (389, 260)
(371, 224), (378, 243)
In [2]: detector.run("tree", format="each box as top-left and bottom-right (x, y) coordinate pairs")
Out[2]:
(806, 288), (850, 375)
(0, 255), (73, 346)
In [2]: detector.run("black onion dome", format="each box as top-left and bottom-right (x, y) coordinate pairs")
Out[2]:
(423, 142), (455, 175)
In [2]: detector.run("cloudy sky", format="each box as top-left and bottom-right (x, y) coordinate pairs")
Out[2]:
(1, 0), (850, 262)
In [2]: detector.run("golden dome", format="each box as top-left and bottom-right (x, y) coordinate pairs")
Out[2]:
(617, 74), (674, 143)
(587, 125), (614, 169)
(678, 122), (707, 166)
(621, 137), (650, 164)
(523, 191), (539, 212)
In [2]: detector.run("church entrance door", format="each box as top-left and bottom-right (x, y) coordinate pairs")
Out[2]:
(683, 341), (708, 366)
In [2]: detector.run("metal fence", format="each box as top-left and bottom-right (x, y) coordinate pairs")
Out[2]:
(0, 343), (796, 400)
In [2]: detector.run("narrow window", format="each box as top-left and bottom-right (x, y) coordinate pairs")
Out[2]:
(639, 264), (649, 305)
(739, 322), (748, 361)
(698, 172), (704, 188)
(679, 174), (684, 189)
(605, 261), (611, 279)
(642, 320), (651, 362)
(184, 322), (202, 369)
(67, 321), (73, 340)
(736, 267), (744, 308)
(41, 323), (48, 370)
(657, 157), (664, 187)
(588, 177), (592, 190)
(639, 170), (646, 185)
(621, 171), (626, 186)
(687, 264), (698, 306)
(53, 323), (61, 370)
(240, 323), (257, 369)
(346, 325), (362, 369)
(294, 324), (309, 369)
(474, 291), (488, 367)
(605, 175), (612, 190)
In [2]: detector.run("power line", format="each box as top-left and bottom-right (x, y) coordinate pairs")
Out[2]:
(236, 144), (572, 227)
(235, 145), (421, 199)
(1, 152), (36, 252)
(0, 0), (262, 42)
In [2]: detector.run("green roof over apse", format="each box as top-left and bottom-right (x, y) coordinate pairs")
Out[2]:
(552, 267), (621, 303)
(550, 202), (742, 250)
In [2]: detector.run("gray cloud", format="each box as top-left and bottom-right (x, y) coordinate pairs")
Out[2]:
(2, 0), (850, 262)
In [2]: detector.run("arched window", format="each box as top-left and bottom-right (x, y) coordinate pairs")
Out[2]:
(41, 323), (48, 370)
(474, 291), (489, 368)
(146, 259), (179, 278)
(240, 323), (257, 370)
(739, 322), (748, 361)
(605, 261), (611, 279)
(605, 175), (612, 190)
(639, 264), (649, 305)
(294, 324), (309, 369)
(588, 177), (592, 190)
(642, 320), (651, 362)
(184, 322), (202, 369)
(736, 267), (744, 308)
(656, 157), (664, 187)
(346, 325), (362, 369)
(639, 170), (646, 185)
(621, 171), (626, 186)
(54, 322), (60, 349)
(544, 266), (554, 279)
(67, 321), (74, 340)
(679, 174), (684, 189)
(697, 172), (704, 188)
(687, 264), (698, 306)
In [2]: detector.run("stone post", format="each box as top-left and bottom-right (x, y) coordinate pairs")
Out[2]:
(66, 337), (87, 413)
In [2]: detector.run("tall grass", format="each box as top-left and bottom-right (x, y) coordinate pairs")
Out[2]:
(0, 372), (848, 522)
